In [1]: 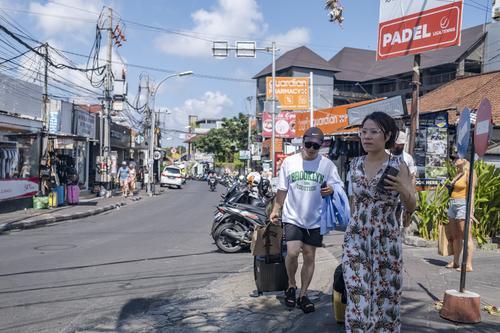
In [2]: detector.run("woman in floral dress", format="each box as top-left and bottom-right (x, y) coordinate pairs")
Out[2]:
(342, 112), (416, 332)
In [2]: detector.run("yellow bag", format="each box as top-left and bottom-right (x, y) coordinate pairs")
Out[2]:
(438, 224), (454, 256)
(48, 192), (58, 208)
(332, 290), (346, 324)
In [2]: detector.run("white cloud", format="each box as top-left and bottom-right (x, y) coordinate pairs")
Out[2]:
(29, 0), (101, 38)
(155, 0), (265, 57)
(162, 91), (233, 130)
(155, 0), (310, 58)
(268, 27), (311, 53)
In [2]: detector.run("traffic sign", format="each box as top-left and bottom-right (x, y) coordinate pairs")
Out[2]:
(474, 98), (492, 158)
(153, 151), (162, 160)
(135, 134), (145, 145)
(456, 107), (470, 158)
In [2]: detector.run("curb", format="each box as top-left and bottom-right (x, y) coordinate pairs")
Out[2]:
(0, 200), (129, 234)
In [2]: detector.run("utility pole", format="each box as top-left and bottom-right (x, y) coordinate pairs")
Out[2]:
(246, 96), (253, 173)
(40, 42), (49, 195)
(101, 6), (113, 196)
(408, 54), (421, 156)
(145, 75), (155, 195)
(271, 41), (277, 177)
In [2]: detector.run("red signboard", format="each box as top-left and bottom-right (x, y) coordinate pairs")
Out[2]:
(377, 1), (463, 60)
(474, 98), (492, 157)
(262, 111), (296, 139)
(275, 152), (291, 177)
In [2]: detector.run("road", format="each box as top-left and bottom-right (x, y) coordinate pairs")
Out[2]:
(0, 181), (248, 333)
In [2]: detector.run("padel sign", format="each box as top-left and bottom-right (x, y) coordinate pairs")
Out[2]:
(377, 0), (463, 60)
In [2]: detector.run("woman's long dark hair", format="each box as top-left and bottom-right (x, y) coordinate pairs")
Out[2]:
(361, 112), (399, 149)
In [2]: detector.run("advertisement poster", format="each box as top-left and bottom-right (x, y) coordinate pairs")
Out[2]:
(0, 177), (39, 201)
(274, 152), (291, 177)
(262, 111), (296, 138)
(265, 77), (309, 110)
(378, 0), (463, 60)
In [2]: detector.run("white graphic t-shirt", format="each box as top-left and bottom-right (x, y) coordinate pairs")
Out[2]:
(277, 153), (342, 229)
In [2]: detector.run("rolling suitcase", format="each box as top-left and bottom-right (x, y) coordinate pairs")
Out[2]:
(253, 222), (288, 294)
(67, 184), (80, 205)
(56, 185), (65, 206)
(48, 191), (58, 208)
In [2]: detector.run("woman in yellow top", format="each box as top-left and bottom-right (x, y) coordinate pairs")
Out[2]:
(446, 158), (476, 272)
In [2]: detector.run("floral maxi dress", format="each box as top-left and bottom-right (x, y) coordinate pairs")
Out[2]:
(342, 155), (403, 332)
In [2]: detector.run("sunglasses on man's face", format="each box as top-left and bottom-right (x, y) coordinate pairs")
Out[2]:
(304, 142), (321, 150)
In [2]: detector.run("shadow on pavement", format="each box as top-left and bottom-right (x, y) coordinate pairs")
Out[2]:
(423, 257), (449, 267)
(112, 290), (335, 332)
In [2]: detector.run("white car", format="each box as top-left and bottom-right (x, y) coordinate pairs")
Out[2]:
(160, 166), (183, 188)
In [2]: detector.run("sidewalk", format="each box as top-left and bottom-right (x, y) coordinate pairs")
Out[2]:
(103, 231), (500, 333)
(290, 231), (500, 333)
(0, 189), (161, 234)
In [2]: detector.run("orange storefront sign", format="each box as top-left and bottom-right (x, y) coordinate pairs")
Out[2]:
(266, 77), (309, 110)
(295, 99), (382, 136)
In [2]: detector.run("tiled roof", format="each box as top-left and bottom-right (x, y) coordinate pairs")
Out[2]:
(329, 25), (485, 82)
(253, 46), (339, 79)
(419, 71), (500, 125)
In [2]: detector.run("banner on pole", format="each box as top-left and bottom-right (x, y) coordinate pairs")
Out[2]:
(377, 0), (463, 60)
(266, 77), (309, 110)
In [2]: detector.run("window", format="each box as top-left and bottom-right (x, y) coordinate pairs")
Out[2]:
(0, 134), (40, 180)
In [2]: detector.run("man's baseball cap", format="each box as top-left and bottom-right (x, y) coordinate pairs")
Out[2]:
(303, 127), (324, 145)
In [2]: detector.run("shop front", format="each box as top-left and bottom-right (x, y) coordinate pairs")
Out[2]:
(0, 114), (42, 210)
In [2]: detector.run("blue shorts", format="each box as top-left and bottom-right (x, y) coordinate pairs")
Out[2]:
(448, 199), (466, 220)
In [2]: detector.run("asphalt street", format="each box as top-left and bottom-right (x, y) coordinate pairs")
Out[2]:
(0, 181), (248, 333)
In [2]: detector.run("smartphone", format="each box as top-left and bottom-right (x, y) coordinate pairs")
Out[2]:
(377, 166), (399, 192)
(321, 181), (327, 189)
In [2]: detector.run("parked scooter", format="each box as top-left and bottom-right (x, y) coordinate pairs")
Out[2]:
(211, 178), (274, 253)
(211, 202), (269, 253)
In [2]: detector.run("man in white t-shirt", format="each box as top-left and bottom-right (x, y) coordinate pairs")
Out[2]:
(270, 127), (342, 313)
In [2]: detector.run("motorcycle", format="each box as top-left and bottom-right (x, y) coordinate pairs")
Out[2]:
(211, 178), (274, 253)
(208, 177), (217, 191)
(211, 202), (269, 253)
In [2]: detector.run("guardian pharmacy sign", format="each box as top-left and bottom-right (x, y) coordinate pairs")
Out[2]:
(377, 0), (463, 60)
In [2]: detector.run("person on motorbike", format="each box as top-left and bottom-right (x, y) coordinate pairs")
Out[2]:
(208, 170), (217, 190)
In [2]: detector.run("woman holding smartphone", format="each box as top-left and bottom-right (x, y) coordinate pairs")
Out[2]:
(342, 112), (416, 332)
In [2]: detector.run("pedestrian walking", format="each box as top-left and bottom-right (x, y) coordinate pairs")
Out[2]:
(117, 161), (130, 197)
(270, 127), (343, 313)
(128, 162), (137, 196)
(445, 157), (476, 272)
(342, 112), (416, 332)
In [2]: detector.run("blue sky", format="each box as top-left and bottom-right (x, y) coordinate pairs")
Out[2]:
(0, 0), (491, 147)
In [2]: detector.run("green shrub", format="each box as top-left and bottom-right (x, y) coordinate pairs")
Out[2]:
(414, 160), (500, 245)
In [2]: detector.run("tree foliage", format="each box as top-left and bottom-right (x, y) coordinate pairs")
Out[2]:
(194, 113), (250, 163)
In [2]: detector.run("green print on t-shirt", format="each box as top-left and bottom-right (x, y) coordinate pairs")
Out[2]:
(290, 171), (324, 184)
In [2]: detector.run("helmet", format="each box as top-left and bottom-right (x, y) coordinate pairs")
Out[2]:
(247, 172), (261, 186)
(261, 178), (271, 195)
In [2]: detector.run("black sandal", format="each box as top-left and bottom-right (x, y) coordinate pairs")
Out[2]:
(297, 295), (315, 313)
(284, 287), (296, 308)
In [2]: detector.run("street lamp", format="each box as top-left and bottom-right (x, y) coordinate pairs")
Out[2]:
(148, 70), (193, 195)
(212, 41), (279, 176)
